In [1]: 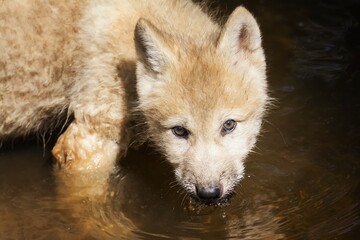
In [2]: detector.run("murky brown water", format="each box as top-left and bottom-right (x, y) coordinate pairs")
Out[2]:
(1, 0), (359, 239)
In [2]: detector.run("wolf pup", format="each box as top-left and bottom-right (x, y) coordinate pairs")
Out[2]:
(0, 0), (268, 203)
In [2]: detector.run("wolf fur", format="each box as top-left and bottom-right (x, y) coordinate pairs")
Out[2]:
(0, 0), (268, 201)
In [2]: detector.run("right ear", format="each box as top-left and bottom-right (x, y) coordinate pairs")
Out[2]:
(134, 18), (177, 73)
(217, 7), (263, 62)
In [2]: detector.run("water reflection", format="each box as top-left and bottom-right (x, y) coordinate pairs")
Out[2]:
(1, 0), (359, 239)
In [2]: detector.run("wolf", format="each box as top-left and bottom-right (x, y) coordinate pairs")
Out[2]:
(0, 0), (268, 203)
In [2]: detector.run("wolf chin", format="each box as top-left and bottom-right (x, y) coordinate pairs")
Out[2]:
(0, 0), (268, 203)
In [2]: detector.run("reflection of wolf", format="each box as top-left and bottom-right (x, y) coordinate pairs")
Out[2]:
(0, 0), (268, 203)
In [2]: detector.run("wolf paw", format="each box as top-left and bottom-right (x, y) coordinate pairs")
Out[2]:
(52, 122), (120, 172)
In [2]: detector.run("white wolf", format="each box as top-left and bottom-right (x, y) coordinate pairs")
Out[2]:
(0, 0), (268, 203)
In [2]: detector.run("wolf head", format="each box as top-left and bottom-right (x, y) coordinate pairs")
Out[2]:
(134, 7), (268, 203)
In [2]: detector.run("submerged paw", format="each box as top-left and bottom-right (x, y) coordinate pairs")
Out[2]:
(52, 123), (120, 172)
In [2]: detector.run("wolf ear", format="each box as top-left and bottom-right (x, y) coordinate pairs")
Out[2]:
(135, 19), (176, 73)
(217, 7), (262, 59)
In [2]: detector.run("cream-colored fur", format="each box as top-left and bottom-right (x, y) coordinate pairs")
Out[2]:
(0, 0), (268, 201)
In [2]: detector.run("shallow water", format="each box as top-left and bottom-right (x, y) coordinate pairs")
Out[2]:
(1, 0), (360, 239)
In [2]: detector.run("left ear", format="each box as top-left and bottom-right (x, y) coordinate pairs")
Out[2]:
(217, 6), (263, 58)
(134, 18), (177, 73)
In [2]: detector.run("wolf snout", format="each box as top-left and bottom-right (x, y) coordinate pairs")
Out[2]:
(195, 184), (223, 203)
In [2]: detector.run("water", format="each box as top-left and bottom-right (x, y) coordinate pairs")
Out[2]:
(1, 0), (359, 239)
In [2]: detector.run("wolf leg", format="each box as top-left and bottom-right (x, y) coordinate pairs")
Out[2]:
(52, 52), (129, 196)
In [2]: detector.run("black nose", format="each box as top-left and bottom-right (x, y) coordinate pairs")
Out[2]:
(196, 185), (222, 202)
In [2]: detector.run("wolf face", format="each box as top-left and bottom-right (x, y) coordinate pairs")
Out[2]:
(135, 7), (268, 203)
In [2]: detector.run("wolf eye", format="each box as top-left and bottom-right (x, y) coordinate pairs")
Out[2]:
(172, 126), (189, 139)
(222, 119), (237, 135)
